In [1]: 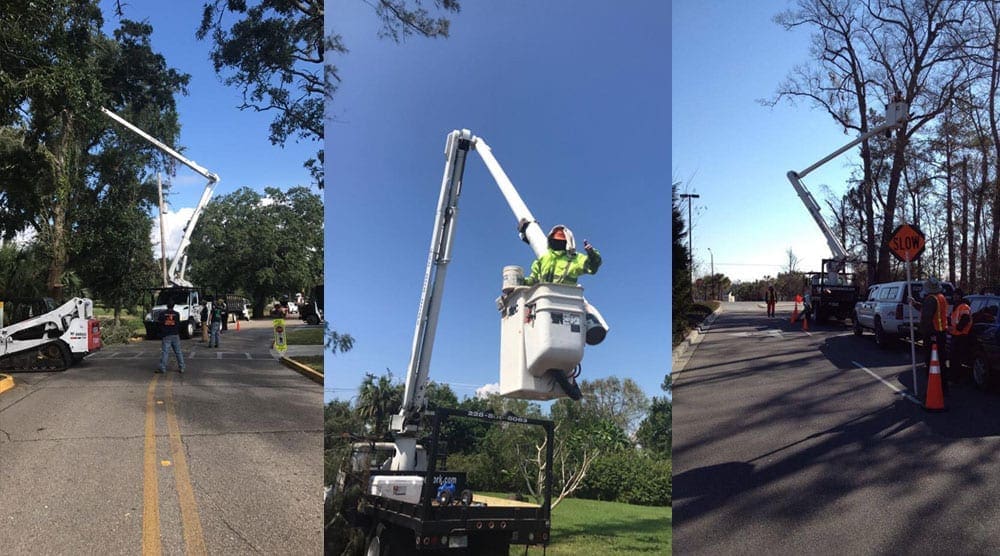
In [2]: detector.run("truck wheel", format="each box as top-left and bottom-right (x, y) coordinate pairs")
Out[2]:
(305, 314), (319, 325)
(366, 524), (409, 555)
(853, 315), (863, 336)
(973, 353), (994, 391)
(180, 319), (194, 339)
(874, 319), (887, 348)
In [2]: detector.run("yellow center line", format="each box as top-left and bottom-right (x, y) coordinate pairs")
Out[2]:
(166, 373), (208, 555)
(142, 375), (161, 556)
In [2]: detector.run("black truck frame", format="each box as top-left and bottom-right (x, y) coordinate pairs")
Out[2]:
(347, 407), (554, 554)
(807, 259), (860, 323)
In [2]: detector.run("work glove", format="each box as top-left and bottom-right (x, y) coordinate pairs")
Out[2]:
(583, 240), (594, 252)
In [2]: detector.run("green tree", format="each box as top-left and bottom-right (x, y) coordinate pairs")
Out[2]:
(197, 0), (326, 186)
(673, 183), (693, 344)
(637, 374), (672, 459)
(1, 4), (188, 299)
(578, 376), (650, 436)
(186, 186), (324, 316)
(356, 370), (403, 435)
(195, 0), (463, 189)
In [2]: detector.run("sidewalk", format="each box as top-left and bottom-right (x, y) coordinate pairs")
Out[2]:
(271, 344), (324, 359)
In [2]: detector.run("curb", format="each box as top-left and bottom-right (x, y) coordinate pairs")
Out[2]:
(672, 305), (723, 378)
(0, 373), (14, 395)
(280, 356), (323, 385)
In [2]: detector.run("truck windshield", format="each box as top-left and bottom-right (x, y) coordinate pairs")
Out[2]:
(154, 290), (191, 306)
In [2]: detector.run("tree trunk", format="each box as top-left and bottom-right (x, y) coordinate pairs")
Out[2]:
(961, 158), (970, 291)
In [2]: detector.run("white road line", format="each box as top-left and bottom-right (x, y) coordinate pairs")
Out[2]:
(852, 361), (921, 405)
(216, 352), (223, 359)
(132, 351), (144, 358)
(244, 353), (251, 360)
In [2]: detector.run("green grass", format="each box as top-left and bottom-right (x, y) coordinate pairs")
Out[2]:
(541, 498), (670, 555)
(292, 355), (324, 374)
(480, 494), (671, 555)
(284, 328), (324, 345)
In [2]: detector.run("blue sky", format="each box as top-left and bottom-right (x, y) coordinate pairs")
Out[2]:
(325, 1), (671, 405)
(96, 1), (319, 255)
(673, 2), (876, 283)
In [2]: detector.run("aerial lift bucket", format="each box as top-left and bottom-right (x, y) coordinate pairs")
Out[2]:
(499, 278), (586, 400)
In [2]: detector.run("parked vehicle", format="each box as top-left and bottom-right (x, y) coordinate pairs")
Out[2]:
(964, 294), (1000, 389)
(853, 280), (955, 347)
(144, 287), (203, 340)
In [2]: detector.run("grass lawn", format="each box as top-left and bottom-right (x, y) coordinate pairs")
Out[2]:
(284, 328), (324, 345)
(542, 498), (670, 555)
(292, 355), (324, 374)
(481, 495), (670, 555)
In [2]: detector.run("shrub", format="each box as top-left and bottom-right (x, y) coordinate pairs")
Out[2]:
(577, 451), (672, 506)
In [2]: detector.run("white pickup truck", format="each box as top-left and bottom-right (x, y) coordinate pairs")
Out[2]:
(853, 280), (954, 347)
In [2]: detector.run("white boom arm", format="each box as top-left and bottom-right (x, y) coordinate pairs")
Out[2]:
(392, 130), (570, 437)
(786, 99), (908, 275)
(100, 107), (220, 286)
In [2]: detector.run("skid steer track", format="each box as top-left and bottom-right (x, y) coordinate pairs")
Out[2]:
(0, 341), (72, 371)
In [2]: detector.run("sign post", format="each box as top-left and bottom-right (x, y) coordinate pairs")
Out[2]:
(888, 223), (927, 398)
(273, 318), (288, 354)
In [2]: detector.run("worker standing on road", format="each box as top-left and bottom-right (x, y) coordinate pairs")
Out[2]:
(911, 277), (949, 387)
(157, 302), (185, 374)
(523, 225), (601, 286)
(209, 301), (224, 348)
(201, 298), (212, 343)
(948, 289), (973, 382)
(765, 285), (778, 318)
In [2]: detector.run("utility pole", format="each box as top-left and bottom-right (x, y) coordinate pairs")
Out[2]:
(680, 193), (700, 301)
(708, 247), (714, 300)
(158, 173), (168, 287)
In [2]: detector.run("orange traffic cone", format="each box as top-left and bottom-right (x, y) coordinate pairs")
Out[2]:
(236, 318), (240, 331)
(791, 303), (799, 323)
(925, 343), (946, 412)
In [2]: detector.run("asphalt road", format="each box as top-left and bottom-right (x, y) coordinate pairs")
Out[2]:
(0, 320), (322, 554)
(674, 302), (1000, 555)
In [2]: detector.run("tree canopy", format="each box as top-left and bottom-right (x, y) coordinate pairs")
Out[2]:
(186, 186), (323, 316)
(1, 1), (188, 300)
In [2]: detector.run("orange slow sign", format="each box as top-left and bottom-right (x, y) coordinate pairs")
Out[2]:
(888, 223), (926, 262)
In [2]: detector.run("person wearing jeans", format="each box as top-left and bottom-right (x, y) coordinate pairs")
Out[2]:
(157, 302), (185, 373)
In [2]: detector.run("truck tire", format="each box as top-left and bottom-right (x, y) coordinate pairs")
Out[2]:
(874, 318), (887, 348)
(305, 314), (319, 325)
(366, 524), (409, 555)
(973, 353), (994, 391)
(180, 319), (194, 339)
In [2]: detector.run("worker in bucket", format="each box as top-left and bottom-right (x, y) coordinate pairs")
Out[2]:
(523, 225), (601, 286)
(156, 302), (185, 374)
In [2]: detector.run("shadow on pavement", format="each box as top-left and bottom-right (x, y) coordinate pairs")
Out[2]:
(820, 333), (1000, 439)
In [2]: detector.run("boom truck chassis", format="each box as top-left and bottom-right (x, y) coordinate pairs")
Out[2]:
(334, 130), (609, 554)
(786, 97), (909, 322)
(100, 108), (221, 340)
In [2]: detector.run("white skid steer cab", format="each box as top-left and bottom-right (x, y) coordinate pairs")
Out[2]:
(0, 297), (102, 371)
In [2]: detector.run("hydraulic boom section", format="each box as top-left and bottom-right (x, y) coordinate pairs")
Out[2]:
(786, 98), (908, 280)
(100, 107), (220, 287)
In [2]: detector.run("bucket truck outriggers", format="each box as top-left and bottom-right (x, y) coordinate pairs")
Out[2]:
(336, 130), (608, 554)
(786, 97), (908, 322)
(100, 108), (220, 339)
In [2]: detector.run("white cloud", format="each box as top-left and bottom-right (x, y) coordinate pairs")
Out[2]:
(150, 207), (195, 261)
(475, 382), (500, 399)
